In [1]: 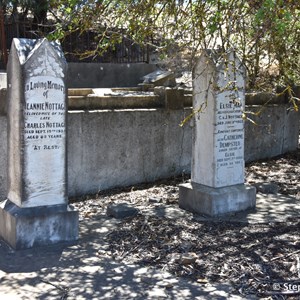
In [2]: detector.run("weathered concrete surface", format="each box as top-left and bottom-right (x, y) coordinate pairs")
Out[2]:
(194, 193), (300, 224)
(179, 182), (256, 216)
(0, 89), (6, 115)
(141, 70), (176, 87)
(165, 87), (184, 110)
(0, 108), (191, 200)
(246, 92), (286, 105)
(0, 63), (157, 88)
(67, 63), (157, 88)
(67, 109), (191, 197)
(0, 72), (6, 89)
(244, 105), (299, 161)
(0, 105), (299, 200)
(0, 116), (7, 200)
(1, 63), (158, 89)
(68, 93), (163, 110)
(0, 200), (78, 249)
(68, 88), (191, 110)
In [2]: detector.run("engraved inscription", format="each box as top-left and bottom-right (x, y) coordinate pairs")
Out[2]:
(214, 92), (244, 182)
(24, 76), (66, 150)
(22, 74), (67, 205)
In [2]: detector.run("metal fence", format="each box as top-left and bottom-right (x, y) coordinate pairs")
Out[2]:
(0, 15), (150, 69)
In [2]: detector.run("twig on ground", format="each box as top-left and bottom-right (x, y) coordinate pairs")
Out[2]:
(270, 249), (300, 262)
(40, 279), (70, 299)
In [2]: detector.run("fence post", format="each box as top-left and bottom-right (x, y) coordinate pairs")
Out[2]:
(0, 6), (8, 68)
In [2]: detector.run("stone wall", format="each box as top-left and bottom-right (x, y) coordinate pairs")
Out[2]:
(67, 109), (191, 197)
(244, 105), (299, 161)
(67, 63), (157, 88)
(1, 63), (157, 89)
(0, 104), (298, 199)
(0, 88), (299, 199)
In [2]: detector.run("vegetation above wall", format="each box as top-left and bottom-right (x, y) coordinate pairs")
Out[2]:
(50, 1), (299, 90)
(1, 1), (299, 106)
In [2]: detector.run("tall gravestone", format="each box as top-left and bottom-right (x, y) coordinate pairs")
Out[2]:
(0, 38), (78, 249)
(179, 50), (256, 216)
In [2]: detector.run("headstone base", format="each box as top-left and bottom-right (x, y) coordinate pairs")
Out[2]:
(179, 182), (256, 216)
(0, 200), (79, 250)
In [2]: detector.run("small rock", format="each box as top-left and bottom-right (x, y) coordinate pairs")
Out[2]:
(149, 197), (162, 203)
(146, 287), (168, 298)
(254, 183), (279, 194)
(197, 278), (208, 284)
(178, 252), (198, 265)
(180, 242), (193, 251)
(168, 188), (177, 193)
(164, 283), (174, 289)
(140, 275), (153, 284)
(157, 280), (175, 289)
(106, 203), (139, 219)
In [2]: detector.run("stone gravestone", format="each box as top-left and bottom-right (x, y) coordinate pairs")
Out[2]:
(179, 50), (256, 216)
(0, 38), (78, 249)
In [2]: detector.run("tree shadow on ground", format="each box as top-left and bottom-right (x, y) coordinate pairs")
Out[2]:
(0, 215), (239, 299)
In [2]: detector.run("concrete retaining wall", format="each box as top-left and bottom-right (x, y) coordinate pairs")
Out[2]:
(245, 105), (299, 161)
(67, 109), (191, 197)
(67, 63), (157, 88)
(0, 109), (192, 199)
(0, 73), (6, 89)
(0, 117), (7, 200)
(0, 105), (298, 199)
(1, 63), (158, 89)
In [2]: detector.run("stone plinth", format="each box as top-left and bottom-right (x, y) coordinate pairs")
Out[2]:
(0, 200), (78, 249)
(179, 50), (256, 216)
(179, 182), (256, 216)
(0, 38), (78, 249)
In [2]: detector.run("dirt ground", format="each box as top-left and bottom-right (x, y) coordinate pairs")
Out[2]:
(71, 147), (300, 299)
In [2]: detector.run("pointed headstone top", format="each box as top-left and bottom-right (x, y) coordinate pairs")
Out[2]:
(199, 49), (245, 74)
(10, 38), (66, 77)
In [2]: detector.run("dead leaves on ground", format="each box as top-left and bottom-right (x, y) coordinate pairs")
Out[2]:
(71, 148), (300, 298)
(107, 215), (300, 297)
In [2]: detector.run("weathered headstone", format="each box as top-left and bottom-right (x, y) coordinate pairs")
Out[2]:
(0, 38), (78, 249)
(179, 50), (256, 216)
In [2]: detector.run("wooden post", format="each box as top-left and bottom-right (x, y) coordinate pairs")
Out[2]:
(0, 7), (7, 66)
